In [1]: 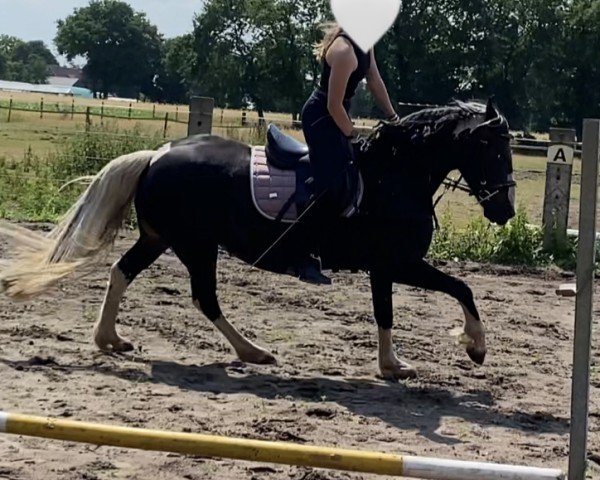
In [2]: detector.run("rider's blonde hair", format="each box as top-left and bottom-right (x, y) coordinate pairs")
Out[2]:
(313, 22), (343, 62)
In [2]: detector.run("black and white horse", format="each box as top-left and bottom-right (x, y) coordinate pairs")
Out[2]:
(0, 99), (515, 380)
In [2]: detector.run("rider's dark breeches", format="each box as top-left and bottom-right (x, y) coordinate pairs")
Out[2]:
(301, 89), (353, 213)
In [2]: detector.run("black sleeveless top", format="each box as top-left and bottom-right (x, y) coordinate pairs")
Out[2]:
(319, 33), (371, 100)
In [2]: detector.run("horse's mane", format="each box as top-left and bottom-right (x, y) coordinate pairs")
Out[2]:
(399, 100), (487, 134)
(363, 100), (493, 157)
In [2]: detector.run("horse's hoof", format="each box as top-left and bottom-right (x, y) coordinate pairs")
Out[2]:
(237, 348), (277, 365)
(379, 362), (418, 381)
(467, 346), (486, 366)
(94, 333), (135, 353)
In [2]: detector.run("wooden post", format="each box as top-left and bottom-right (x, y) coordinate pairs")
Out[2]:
(241, 110), (247, 126)
(128, 102), (132, 119)
(542, 128), (577, 250)
(568, 119), (600, 480)
(71, 98), (75, 119)
(40, 97), (44, 119)
(7, 98), (12, 123)
(175, 106), (179, 122)
(152, 104), (156, 119)
(220, 108), (224, 126)
(187, 97), (214, 136)
(85, 107), (91, 132)
(163, 112), (169, 138)
(100, 101), (105, 125)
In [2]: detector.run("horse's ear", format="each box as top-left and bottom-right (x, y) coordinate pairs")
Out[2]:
(485, 97), (498, 120)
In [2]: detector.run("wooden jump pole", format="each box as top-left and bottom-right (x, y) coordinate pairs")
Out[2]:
(0, 412), (564, 480)
(568, 119), (600, 480)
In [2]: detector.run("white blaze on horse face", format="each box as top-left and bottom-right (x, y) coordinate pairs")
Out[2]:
(331, 0), (401, 53)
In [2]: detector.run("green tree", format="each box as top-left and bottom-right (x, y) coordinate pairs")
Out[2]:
(0, 36), (57, 83)
(0, 35), (21, 57)
(152, 35), (195, 103)
(559, 0), (600, 130)
(0, 51), (7, 79)
(463, 0), (568, 130)
(376, 0), (469, 107)
(55, 0), (162, 98)
(192, 0), (330, 118)
(12, 40), (58, 66)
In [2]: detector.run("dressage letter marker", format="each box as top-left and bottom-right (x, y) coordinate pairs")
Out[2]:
(0, 411), (564, 479)
(542, 128), (577, 250)
(547, 145), (574, 165)
(331, 0), (401, 52)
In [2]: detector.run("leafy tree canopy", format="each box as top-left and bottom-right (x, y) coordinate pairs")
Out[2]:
(0, 35), (57, 83)
(55, 0), (162, 98)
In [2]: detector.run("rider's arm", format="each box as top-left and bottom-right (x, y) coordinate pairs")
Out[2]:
(366, 49), (398, 120)
(326, 39), (358, 138)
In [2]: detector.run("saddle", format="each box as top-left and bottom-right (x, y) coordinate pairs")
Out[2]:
(250, 124), (363, 224)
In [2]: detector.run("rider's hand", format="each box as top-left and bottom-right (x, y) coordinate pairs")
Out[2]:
(387, 113), (401, 126)
(345, 127), (360, 140)
(345, 128), (365, 145)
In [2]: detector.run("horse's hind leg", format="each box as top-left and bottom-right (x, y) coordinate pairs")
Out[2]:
(94, 234), (166, 352)
(174, 241), (276, 365)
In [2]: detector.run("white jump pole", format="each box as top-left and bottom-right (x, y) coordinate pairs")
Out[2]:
(0, 411), (564, 480)
(568, 119), (600, 480)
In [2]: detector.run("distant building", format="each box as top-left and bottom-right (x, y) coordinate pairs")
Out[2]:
(0, 66), (93, 97)
(47, 66), (88, 88)
(0, 79), (93, 98)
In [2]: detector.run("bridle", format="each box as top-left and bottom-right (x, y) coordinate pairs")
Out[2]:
(362, 116), (516, 227)
(432, 127), (516, 227)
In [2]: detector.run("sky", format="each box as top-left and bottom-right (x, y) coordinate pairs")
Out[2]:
(0, 0), (204, 61)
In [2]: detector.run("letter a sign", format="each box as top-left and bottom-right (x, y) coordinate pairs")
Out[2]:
(547, 144), (574, 165)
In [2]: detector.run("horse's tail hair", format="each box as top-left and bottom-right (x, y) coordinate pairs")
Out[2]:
(0, 150), (156, 300)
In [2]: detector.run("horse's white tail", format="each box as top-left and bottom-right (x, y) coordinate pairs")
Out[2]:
(0, 150), (157, 300)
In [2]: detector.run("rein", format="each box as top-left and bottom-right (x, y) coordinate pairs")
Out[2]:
(432, 175), (466, 230)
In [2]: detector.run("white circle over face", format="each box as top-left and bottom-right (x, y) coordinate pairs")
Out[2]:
(331, 0), (401, 53)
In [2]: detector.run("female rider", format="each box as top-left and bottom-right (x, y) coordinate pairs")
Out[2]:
(298, 23), (400, 284)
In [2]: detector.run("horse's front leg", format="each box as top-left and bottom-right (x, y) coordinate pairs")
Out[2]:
(370, 271), (418, 380)
(393, 259), (486, 365)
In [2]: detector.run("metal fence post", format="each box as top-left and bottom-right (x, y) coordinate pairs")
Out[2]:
(187, 97), (214, 136)
(543, 128), (577, 250)
(568, 119), (600, 480)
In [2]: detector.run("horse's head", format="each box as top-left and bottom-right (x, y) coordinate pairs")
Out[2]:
(452, 99), (516, 226)
(397, 98), (516, 226)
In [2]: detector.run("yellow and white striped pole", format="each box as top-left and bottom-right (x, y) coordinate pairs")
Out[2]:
(0, 412), (564, 480)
